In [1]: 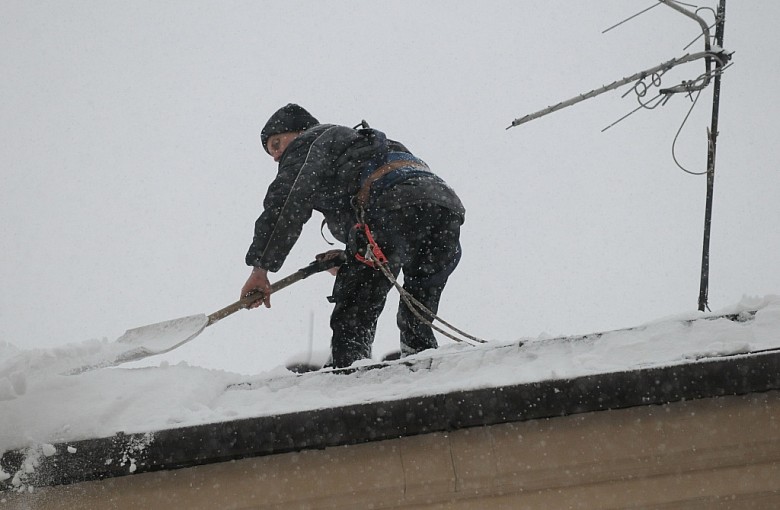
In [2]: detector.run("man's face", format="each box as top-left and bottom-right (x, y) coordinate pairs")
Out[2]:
(266, 132), (301, 162)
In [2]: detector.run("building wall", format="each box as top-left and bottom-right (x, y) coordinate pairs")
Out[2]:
(6, 390), (780, 509)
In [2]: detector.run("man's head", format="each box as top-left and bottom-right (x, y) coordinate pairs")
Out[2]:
(260, 104), (319, 160)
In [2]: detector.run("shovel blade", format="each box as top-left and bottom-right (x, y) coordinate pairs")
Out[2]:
(63, 314), (210, 375)
(116, 314), (210, 358)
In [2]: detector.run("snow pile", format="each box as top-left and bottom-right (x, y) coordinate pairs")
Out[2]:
(1, 295), (779, 462)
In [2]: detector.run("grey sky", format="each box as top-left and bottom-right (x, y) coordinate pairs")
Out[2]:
(2, 1), (778, 374)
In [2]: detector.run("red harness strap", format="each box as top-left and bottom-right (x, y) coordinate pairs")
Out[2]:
(353, 223), (388, 268)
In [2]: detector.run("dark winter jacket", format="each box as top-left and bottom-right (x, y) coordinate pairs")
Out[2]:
(246, 124), (465, 272)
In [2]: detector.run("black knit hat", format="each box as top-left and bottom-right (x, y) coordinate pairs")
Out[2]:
(260, 104), (319, 153)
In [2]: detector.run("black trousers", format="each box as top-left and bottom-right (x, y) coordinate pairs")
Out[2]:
(329, 204), (462, 368)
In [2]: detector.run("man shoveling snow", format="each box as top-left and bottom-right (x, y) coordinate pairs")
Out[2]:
(241, 104), (466, 368)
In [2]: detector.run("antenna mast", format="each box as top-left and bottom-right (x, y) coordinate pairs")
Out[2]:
(698, 0), (727, 312)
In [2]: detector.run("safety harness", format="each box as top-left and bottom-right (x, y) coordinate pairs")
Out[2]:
(337, 122), (488, 347)
(352, 159), (431, 269)
(349, 121), (432, 270)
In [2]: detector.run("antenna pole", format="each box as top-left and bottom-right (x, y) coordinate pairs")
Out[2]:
(697, 0), (727, 312)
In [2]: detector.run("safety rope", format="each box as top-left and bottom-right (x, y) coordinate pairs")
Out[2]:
(375, 261), (487, 346)
(355, 230), (487, 346)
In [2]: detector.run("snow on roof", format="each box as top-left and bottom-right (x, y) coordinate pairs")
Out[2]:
(1, 295), (778, 467)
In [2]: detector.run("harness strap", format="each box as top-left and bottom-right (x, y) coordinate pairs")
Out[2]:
(351, 150), (428, 270)
(354, 159), (429, 210)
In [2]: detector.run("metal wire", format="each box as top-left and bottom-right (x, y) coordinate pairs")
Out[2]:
(670, 61), (732, 175)
(671, 89), (706, 175)
(602, 2), (661, 34)
(601, 92), (670, 132)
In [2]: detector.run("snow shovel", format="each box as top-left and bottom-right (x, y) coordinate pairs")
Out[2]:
(65, 254), (345, 375)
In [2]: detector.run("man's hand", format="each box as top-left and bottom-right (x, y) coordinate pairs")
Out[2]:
(316, 249), (346, 276)
(241, 267), (272, 309)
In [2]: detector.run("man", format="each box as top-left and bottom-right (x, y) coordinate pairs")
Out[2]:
(241, 103), (465, 368)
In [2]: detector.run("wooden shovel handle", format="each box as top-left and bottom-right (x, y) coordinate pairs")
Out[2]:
(207, 254), (345, 325)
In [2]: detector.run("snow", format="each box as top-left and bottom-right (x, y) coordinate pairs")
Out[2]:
(1, 295), (778, 466)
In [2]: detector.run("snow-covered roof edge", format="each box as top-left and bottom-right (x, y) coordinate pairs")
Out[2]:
(3, 345), (779, 492)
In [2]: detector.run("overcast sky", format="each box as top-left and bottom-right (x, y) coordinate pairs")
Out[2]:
(2, 1), (778, 374)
